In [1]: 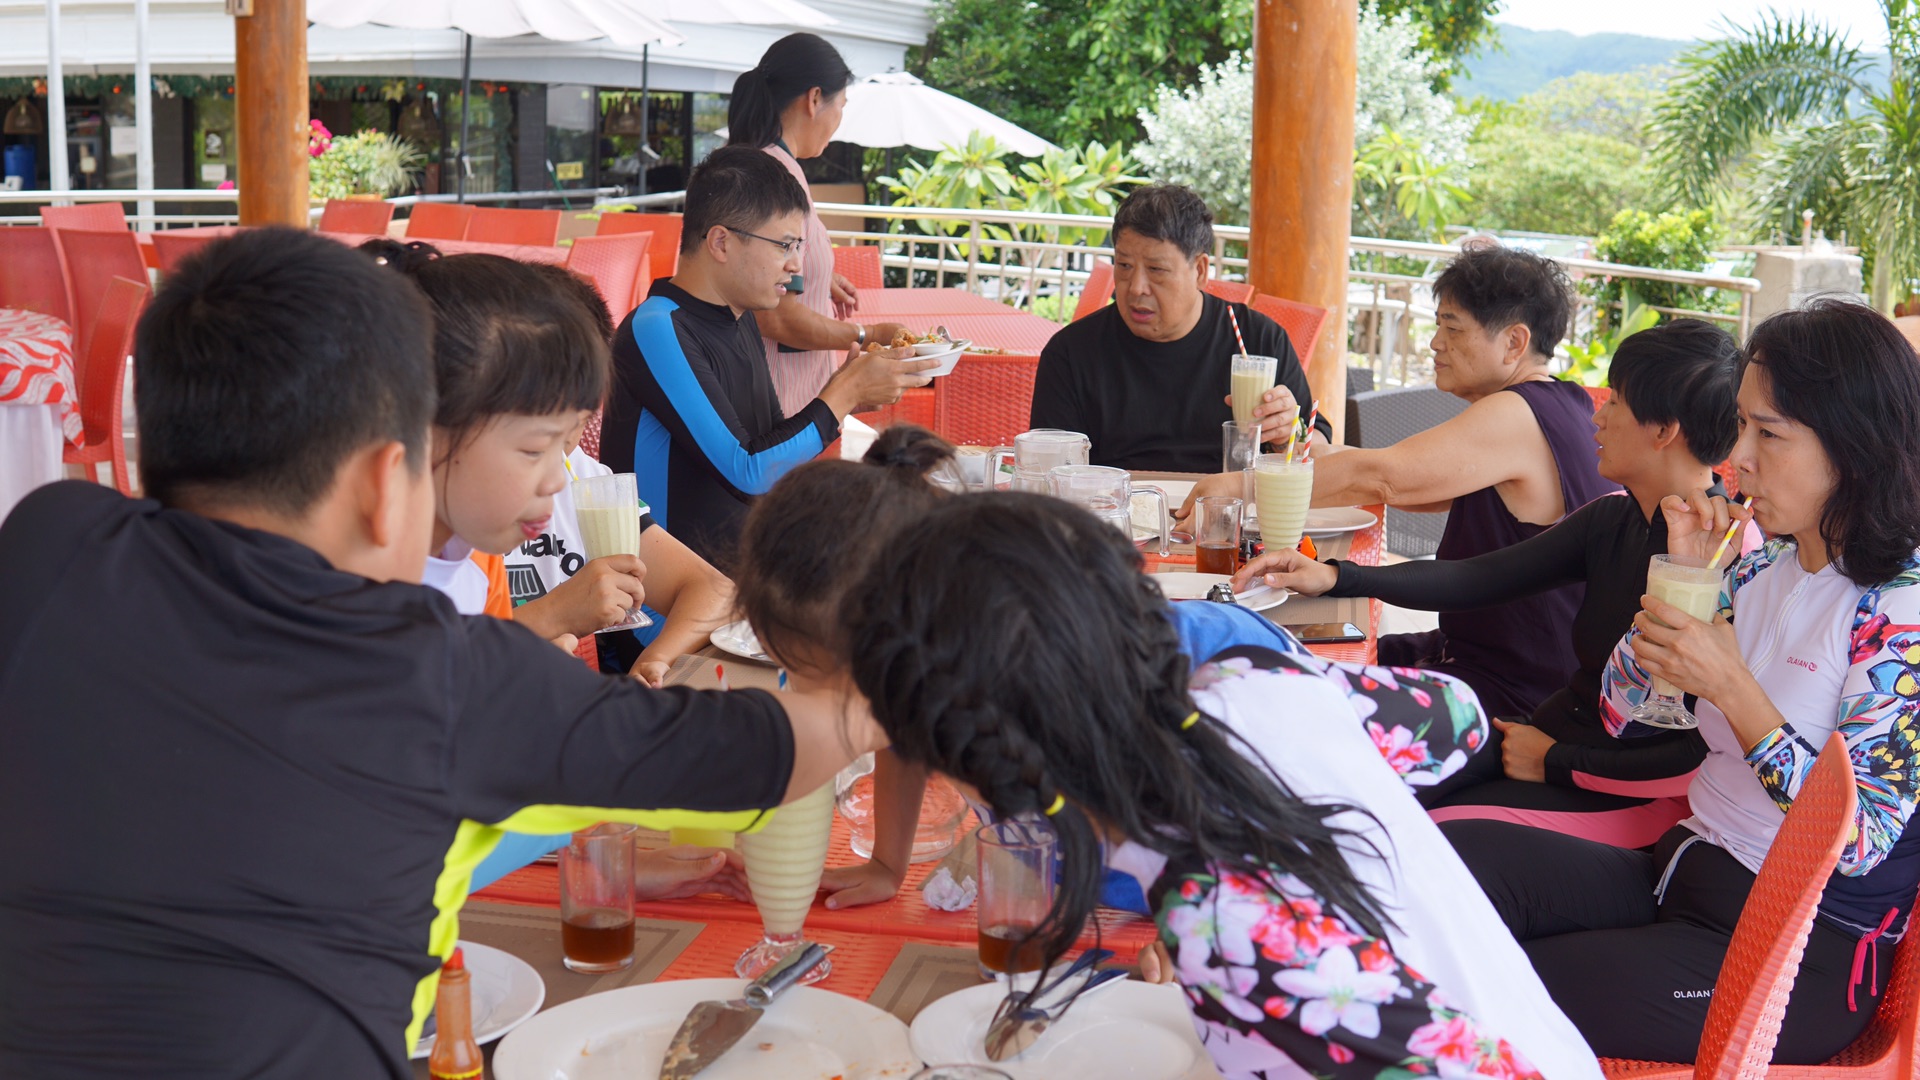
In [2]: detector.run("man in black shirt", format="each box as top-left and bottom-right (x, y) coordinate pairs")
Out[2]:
(1029, 184), (1328, 472)
(0, 229), (882, 1078)
(602, 146), (933, 566)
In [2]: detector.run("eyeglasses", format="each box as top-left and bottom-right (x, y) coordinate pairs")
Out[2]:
(726, 227), (803, 257)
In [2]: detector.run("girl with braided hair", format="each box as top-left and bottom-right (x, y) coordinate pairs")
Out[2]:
(843, 494), (1603, 1080)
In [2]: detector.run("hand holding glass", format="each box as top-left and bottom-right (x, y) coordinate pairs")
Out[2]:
(570, 472), (653, 633)
(1630, 554), (1726, 730)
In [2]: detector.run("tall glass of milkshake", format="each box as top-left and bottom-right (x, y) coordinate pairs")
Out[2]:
(570, 472), (652, 632)
(736, 781), (836, 984)
(1630, 554), (1726, 730)
(1230, 355), (1279, 426)
(1253, 453), (1314, 555)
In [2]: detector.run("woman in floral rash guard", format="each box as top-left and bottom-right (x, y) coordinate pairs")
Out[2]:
(846, 494), (1602, 1080)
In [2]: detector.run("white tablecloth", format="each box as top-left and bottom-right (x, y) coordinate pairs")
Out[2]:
(0, 402), (64, 525)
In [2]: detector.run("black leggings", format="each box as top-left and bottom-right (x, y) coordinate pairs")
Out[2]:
(1442, 821), (1883, 1063)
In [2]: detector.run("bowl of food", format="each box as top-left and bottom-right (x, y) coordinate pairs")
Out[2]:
(912, 339), (952, 356)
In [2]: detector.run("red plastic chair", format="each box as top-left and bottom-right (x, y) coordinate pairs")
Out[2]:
(1599, 732), (1857, 1079)
(39, 202), (128, 233)
(1585, 385), (1613, 410)
(318, 198), (396, 236)
(833, 245), (884, 290)
(53, 227), (149, 361)
(1251, 294), (1332, 376)
(405, 203), (474, 240)
(933, 354), (1042, 447)
(466, 207), (561, 247)
(151, 232), (219, 275)
(1072, 260), (1114, 321)
(1203, 278), (1256, 305)
(63, 276), (148, 495)
(597, 212), (683, 279)
(0, 226), (73, 321)
(566, 233), (653, 320)
(1771, 889), (1920, 1079)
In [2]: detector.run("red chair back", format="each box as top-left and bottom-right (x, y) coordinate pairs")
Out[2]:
(833, 245), (884, 290)
(1584, 385), (1612, 410)
(1073, 261), (1114, 321)
(40, 203), (128, 233)
(933, 354), (1041, 447)
(53, 228), (148, 361)
(63, 276), (148, 495)
(151, 232), (220, 275)
(597, 212), (682, 279)
(1251, 294), (1332, 376)
(466, 207), (561, 246)
(1767, 894), (1920, 1080)
(405, 203), (475, 240)
(566, 233), (653, 320)
(1202, 278), (1256, 305)
(0, 227), (73, 321)
(318, 198), (396, 236)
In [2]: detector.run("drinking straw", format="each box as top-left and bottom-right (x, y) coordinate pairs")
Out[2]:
(1296, 400), (1321, 463)
(777, 669), (789, 692)
(1226, 304), (1249, 360)
(1708, 496), (1755, 570)
(715, 663), (730, 691)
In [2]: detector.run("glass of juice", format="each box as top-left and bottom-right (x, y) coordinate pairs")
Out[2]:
(559, 822), (637, 973)
(1230, 355), (1279, 426)
(1630, 554), (1727, 730)
(736, 781), (836, 984)
(1192, 496), (1243, 576)
(1252, 454), (1314, 555)
(570, 472), (653, 633)
(976, 818), (1056, 982)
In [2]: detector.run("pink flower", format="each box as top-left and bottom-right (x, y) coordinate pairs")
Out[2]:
(1367, 721), (1434, 775)
(1357, 940), (1397, 973)
(1408, 1015), (1480, 1063)
(1327, 1041), (1355, 1064)
(1179, 879), (1202, 901)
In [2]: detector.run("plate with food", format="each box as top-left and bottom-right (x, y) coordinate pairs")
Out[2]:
(410, 941), (545, 1060)
(909, 980), (1222, 1080)
(492, 979), (918, 1080)
(710, 620), (775, 665)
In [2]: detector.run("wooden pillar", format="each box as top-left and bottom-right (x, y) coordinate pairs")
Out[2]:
(1249, 0), (1357, 442)
(233, 0), (308, 227)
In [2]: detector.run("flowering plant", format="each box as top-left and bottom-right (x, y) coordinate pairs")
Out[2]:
(308, 119), (332, 159)
(309, 129), (424, 200)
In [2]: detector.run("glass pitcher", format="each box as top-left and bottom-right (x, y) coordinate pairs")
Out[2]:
(1047, 464), (1169, 556)
(986, 429), (1090, 491)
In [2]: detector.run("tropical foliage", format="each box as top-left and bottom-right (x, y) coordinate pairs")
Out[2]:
(877, 133), (1144, 250)
(1464, 70), (1663, 236)
(309, 129), (424, 200)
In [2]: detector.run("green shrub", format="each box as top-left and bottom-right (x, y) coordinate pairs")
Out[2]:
(1592, 207), (1728, 316)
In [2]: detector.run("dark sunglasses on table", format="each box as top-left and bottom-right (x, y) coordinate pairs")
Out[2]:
(725, 227), (803, 257)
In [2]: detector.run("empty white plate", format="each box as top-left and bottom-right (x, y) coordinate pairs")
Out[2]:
(1150, 572), (1288, 613)
(910, 980), (1222, 1080)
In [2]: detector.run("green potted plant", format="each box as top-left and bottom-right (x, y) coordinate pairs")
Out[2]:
(309, 123), (425, 201)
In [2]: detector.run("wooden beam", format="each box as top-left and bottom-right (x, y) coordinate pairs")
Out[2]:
(1249, 0), (1357, 442)
(234, 0), (308, 227)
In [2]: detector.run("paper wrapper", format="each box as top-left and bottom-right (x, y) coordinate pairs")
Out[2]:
(840, 414), (878, 461)
(918, 826), (979, 911)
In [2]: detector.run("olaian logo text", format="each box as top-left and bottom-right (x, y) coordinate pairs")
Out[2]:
(1674, 989), (1713, 1000)
(1787, 656), (1820, 673)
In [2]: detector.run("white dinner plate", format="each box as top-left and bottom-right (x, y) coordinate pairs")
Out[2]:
(410, 940), (546, 1060)
(491, 978), (918, 1080)
(910, 980), (1222, 1080)
(1151, 571), (1288, 613)
(709, 619), (774, 665)
(1304, 506), (1377, 538)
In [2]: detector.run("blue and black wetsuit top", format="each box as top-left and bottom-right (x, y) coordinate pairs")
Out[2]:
(602, 280), (840, 569)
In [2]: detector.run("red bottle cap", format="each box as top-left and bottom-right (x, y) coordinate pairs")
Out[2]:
(442, 948), (465, 973)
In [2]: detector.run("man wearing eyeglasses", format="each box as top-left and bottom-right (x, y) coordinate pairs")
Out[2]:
(603, 146), (937, 568)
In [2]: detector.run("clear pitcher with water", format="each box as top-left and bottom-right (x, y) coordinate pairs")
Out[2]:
(987, 429), (1090, 493)
(1046, 464), (1169, 556)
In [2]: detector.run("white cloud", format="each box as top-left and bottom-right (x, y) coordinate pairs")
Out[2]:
(1493, 0), (1889, 48)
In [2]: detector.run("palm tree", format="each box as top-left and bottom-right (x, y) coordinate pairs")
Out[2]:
(1654, 1), (1920, 309)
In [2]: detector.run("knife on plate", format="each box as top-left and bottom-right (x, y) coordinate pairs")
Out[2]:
(656, 942), (831, 1080)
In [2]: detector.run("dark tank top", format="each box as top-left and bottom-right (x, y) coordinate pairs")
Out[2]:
(1434, 378), (1620, 716)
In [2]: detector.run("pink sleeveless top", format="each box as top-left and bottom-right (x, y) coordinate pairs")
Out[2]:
(759, 143), (841, 416)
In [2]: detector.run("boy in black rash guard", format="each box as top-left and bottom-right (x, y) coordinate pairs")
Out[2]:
(1239, 319), (1742, 847)
(0, 229), (884, 1080)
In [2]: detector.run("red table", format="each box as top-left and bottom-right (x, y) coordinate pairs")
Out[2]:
(140, 226), (569, 266)
(855, 287), (1027, 318)
(933, 311), (1062, 355)
(0, 309), (79, 521)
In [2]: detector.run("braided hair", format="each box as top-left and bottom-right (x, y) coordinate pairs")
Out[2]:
(846, 493), (1390, 972)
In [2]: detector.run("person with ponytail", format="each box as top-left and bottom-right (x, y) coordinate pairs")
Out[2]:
(726, 32), (908, 414)
(845, 495), (1604, 1080)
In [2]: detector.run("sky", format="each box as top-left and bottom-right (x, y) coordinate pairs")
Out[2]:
(1494, 0), (1890, 46)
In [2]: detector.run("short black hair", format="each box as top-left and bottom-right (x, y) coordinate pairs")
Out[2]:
(680, 145), (810, 255)
(1744, 299), (1920, 586)
(1111, 183), (1214, 260)
(136, 227), (434, 514)
(1607, 318), (1741, 465)
(1433, 245), (1574, 360)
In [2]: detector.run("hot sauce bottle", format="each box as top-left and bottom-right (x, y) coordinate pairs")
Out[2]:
(427, 948), (484, 1080)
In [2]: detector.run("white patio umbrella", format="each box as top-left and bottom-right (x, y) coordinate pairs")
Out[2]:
(835, 71), (1059, 157)
(632, 0), (834, 26)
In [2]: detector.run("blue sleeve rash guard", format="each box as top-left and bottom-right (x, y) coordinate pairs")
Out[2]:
(601, 280), (840, 567)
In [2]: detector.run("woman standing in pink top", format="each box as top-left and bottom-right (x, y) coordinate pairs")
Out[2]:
(727, 34), (907, 415)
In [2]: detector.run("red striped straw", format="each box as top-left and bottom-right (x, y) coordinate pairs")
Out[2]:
(715, 662), (730, 691)
(1298, 400), (1321, 462)
(1226, 303), (1249, 359)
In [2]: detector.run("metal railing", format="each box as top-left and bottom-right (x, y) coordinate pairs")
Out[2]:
(0, 185), (649, 229)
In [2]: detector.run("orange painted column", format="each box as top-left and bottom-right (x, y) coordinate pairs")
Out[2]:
(1249, 0), (1357, 442)
(234, 0), (309, 227)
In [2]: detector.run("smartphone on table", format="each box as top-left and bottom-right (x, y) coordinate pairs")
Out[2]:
(1281, 622), (1366, 644)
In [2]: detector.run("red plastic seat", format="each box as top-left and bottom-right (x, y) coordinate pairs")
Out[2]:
(1585, 385), (1613, 410)
(62, 275), (148, 495)
(1202, 278), (1256, 305)
(833, 245), (883, 290)
(151, 232), (220, 275)
(318, 198), (396, 236)
(405, 203), (475, 240)
(53, 227), (148, 361)
(1769, 888), (1920, 1079)
(1072, 261), (1114, 321)
(1251, 293), (1332, 376)
(0, 227), (73, 321)
(39, 202), (128, 233)
(566, 233), (653, 320)
(933, 353), (1041, 447)
(597, 212), (682, 279)
(1598, 732), (1860, 1078)
(466, 207), (561, 247)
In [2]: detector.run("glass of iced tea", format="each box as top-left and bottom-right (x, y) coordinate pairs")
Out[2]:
(559, 822), (637, 973)
(1192, 496), (1243, 576)
(976, 818), (1056, 981)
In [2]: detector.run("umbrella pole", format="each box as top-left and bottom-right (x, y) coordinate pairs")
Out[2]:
(456, 32), (472, 203)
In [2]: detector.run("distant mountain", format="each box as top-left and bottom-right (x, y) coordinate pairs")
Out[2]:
(1459, 25), (1692, 100)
